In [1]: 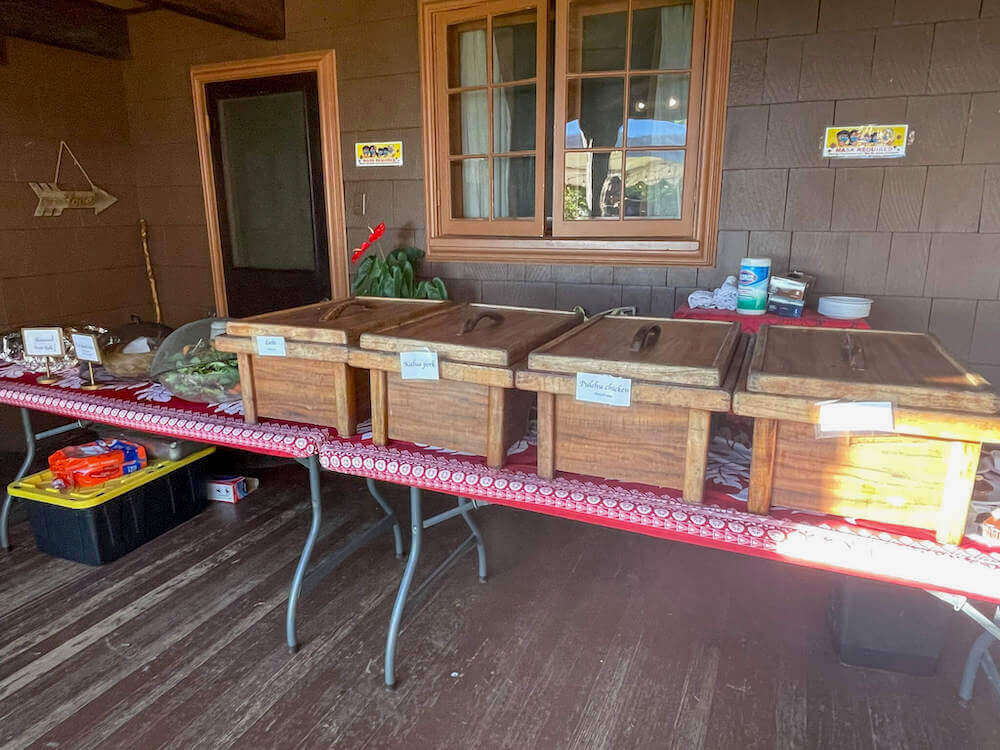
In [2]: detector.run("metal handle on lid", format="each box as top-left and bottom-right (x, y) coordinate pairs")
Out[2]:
(320, 300), (373, 321)
(458, 311), (505, 335)
(630, 324), (661, 353)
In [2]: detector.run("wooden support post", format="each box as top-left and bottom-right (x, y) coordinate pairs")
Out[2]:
(748, 417), (778, 514)
(536, 392), (555, 479)
(936, 440), (980, 545)
(370, 370), (388, 446)
(683, 409), (711, 503)
(332, 362), (356, 438)
(485, 386), (506, 469)
(236, 353), (258, 424)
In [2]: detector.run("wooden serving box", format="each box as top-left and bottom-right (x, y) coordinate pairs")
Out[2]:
(351, 304), (582, 467)
(733, 325), (1000, 544)
(213, 297), (449, 435)
(516, 316), (746, 502)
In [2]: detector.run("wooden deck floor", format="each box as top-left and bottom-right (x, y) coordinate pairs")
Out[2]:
(0, 456), (998, 749)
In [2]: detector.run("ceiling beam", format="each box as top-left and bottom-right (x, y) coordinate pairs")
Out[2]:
(0, 0), (130, 58)
(158, 0), (285, 40)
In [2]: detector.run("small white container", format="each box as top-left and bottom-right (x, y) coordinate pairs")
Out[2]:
(817, 296), (873, 319)
(737, 257), (771, 316)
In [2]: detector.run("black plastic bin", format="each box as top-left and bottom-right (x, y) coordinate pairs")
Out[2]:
(10, 447), (214, 566)
(830, 576), (956, 676)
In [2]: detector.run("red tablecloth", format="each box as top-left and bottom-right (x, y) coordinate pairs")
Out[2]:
(2, 364), (997, 604)
(673, 303), (871, 333)
(0, 362), (331, 458)
(322, 421), (1000, 605)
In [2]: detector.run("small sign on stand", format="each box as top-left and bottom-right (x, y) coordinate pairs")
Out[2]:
(71, 332), (103, 390)
(22, 327), (65, 384)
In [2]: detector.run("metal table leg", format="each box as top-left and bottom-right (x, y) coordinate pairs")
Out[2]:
(384, 491), (490, 687)
(287, 454), (322, 653)
(2, 409), (88, 551)
(458, 497), (488, 582)
(928, 591), (1000, 703)
(366, 478), (405, 558)
(385, 486), (423, 688)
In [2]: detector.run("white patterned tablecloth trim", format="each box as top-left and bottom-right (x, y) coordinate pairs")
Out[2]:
(321, 440), (1000, 604)
(0, 383), (325, 458)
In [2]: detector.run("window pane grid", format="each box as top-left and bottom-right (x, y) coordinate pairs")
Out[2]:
(563, 0), (693, 223)
(446, 8), (540, 221)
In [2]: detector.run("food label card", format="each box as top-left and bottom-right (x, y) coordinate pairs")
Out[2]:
(576, 372), (632, 407)
(71, 333), (101, 363)
(400, 351), (439, 380)
(21, 327), (64, 357)
(818, 401), (894, 434)
(256, 335), (287, 357)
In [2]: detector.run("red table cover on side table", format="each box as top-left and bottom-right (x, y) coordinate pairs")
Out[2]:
(672, 303), (871, 333)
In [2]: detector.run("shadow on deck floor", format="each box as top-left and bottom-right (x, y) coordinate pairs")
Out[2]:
(0, 454), (997, 749)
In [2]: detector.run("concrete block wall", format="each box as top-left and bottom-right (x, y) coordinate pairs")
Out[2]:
(119, 0), (1000, 380)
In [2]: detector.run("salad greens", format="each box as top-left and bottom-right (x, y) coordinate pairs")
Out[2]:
(157, 340), (240, 403)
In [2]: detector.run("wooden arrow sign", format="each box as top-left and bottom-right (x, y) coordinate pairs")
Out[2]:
(29, 182), (117, 216)
(28, 141), (118, 218)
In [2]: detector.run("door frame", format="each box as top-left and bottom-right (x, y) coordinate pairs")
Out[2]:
(191, 50), (349, 317)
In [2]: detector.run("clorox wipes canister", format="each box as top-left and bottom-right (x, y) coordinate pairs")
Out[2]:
(737, 257), (771, 316)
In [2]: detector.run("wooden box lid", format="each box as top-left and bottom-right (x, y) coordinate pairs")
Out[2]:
(359, 304), (583, 367)
(223, 297), (450, 346)
(747, 325), (1000, 413)
(526, 316), (741, 387)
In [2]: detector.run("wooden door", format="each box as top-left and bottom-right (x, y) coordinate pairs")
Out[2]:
(192, 51), (349, 320)
(205, 72), (330, 318)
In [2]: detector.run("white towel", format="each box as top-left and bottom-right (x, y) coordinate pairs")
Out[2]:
(688, 275), (738, 311)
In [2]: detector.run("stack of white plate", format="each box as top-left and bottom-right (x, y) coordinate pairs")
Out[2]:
(817, 296), (873, 319)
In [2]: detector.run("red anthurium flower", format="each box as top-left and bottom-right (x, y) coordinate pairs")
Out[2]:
(351, 247), (364, 263)
(361, 240), (370, 250)
(367, 222), (386, 243)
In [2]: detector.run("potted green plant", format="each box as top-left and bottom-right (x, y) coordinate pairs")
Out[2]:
(350, 222), (448, 300)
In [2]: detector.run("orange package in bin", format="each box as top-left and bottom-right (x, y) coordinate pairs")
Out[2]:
(48, 439), (148, 488)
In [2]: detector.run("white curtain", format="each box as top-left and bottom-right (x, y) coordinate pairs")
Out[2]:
(492, 43), (513, 218)
(460, 29), (489, 219)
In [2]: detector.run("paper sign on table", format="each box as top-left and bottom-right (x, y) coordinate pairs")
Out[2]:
(818, 401), (894, 434)
(21, 328), (64, 357)
(576, 372), (631, 407)
(400, 351), (439, 380)
(71, 333), (101, 363)
(256, 335), (287, 357)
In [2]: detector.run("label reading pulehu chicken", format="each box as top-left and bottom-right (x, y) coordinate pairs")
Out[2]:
(256, 335), (287, 357)
(400, 351), (439, 380)
(818, 401), (894, 434)
(576, 372), (631, 407)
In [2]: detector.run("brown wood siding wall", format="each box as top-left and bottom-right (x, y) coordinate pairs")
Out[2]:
(91, 0), (1000, 388)
(0, 37), (149, 448)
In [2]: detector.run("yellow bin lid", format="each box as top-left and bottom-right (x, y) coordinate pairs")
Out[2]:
(7, 446), (216, 509)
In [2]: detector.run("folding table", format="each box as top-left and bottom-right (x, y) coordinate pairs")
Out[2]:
(2, 364), (998, 702)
